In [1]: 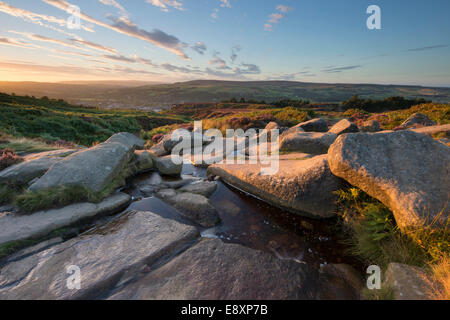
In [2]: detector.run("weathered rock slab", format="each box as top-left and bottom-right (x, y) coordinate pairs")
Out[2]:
(29, 133), (143, 193)
(401, 113), (436, 129)
(280, 132), (338, 154)
(0, 193), (131, 246)
(156, 190), (220, 227)
(329, 119), (359, 135)
(208, 155), (345, 218)
(108, 239), (323, 300)
(154, 155), (183, 176)
(294, 118), (329, 132)
(0, 211), (199, 300)
(384, 263), (435, 300)
(0, 149), (77, 186)
(328, 130), (450, 230)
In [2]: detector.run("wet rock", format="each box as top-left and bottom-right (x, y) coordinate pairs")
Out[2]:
(29, 133), (144, 193)
(208, 155), (345, 218)
(0, 211), (199, 300)
(359, 120), (381, 133)
(156, 190), (220, 227)
(384, 263), (435, 300)
(294, 118), (329, 132)
(401, 113), (436, 129)
(179, 181), (218, 198)
(0, 149), (77, 186)
(0, 193), (131, 246)
(161, 175), (201, 189)
(328, 119), (359, 135)
(280, 132), (338, 154)
(328, 130), (450, 230)
(108, 238), (324, 300)
(154, 155), (182, 176)
(3, 237), (63, 264)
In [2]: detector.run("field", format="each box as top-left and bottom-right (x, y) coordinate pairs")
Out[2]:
(1, 80), (449, 109)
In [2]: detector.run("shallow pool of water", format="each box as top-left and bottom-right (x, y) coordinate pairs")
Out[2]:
(125, 164), (362, 270)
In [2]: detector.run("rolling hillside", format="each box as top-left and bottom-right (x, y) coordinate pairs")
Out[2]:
(0, 80), (449, 109)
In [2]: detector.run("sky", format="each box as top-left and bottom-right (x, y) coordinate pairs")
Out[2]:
(0, 0), (449, 86)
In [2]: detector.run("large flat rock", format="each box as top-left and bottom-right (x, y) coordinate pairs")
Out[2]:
(108, 238), (322, 300)
(29, 133), (143, 193)
(208, 155), (345, 218)
(328, 130), (450, 230)
(0, 193), (131, 246)
(0, 211), (199, 300)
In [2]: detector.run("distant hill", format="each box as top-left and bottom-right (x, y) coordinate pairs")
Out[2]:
(0, 80), (448, 108)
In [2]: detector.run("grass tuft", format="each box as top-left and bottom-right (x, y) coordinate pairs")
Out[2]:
(336, 187), (449, 299)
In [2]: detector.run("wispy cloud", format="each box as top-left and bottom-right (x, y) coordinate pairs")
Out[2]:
(231, 45), (242, 63)
(209, 52), (230, 70)
(407, 44), (449, 52)
(322, 65), (362, 73)
(211, 0), (232, 20)
(146, 0), (184, 12)
(265, 5), (294, 31)
(191, 41), (207, 55)
(98, 0), (127, 17)
(0, 1), (92, 36)
(0, 37), (36, 49)
(43, 0), (190, 59)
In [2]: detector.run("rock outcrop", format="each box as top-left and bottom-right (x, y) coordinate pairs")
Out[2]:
(29, 133), (144, 193)
(401, 113), (436, 129)
(359, 120), (381, 133)
(208, 155), (345, 218)
(293, 118), (329, 132)
(329, 119), (359, 136)
(328, 130), (450, 230)
(0, 149), (76, 186)
(154, 155), (183, 176)
(384, 263), (436, 300)
(179, 181), (218, 198)
(0, 193), (131, 246)
(156, 189), (220, 227)
(280, 132), (337, 154)
(0, 211), (199, 300)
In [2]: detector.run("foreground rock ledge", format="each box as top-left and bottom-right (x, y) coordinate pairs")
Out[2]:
(0, 193), (131, 246)
(328, 130), (450, 230)
(0, 211), (199, 300)
(208, 155), (345, 218)
(108, 238), (349, 300)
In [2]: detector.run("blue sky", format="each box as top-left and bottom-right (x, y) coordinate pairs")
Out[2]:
(0, 0), (449, 86)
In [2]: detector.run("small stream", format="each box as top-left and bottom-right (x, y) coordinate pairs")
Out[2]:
(124, 164), (362, 271)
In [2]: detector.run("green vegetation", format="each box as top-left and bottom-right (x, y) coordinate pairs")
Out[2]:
(14, 162), (135, 213)
(202, 107), (314, 133)
(336, 187), (449, 299)
(0, 92), (186, 147)
(0, 227), (72, 261)
(336, 103), (450, 129)
(342, 95), (430, 112)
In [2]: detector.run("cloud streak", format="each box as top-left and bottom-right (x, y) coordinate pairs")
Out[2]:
(265, 5), (293, 31)
(43, 0), (190, 59)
